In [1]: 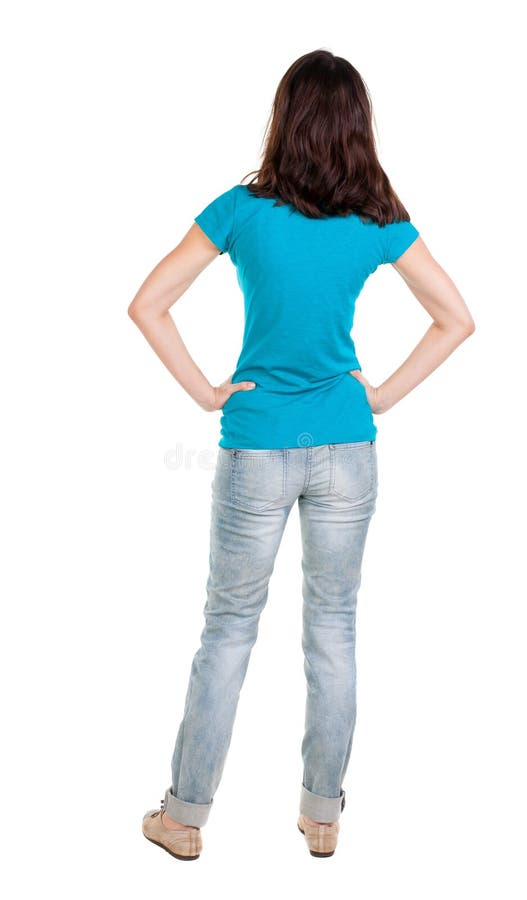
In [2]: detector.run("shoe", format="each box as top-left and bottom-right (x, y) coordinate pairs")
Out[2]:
(142, 797), (202, 860)
(297, 814), (340, 857)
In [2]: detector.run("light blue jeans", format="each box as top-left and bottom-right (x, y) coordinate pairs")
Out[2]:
(164, 440), (378, 827)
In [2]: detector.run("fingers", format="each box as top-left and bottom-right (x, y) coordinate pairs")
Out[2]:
(230, 380), (256, 392)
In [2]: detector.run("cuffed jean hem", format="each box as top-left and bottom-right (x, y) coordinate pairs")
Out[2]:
(164, 787), (213, 828)
(299, 783), (346, 823)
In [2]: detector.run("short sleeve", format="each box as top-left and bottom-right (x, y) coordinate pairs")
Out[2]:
(194, 186), (237, 255)
(382, 219), (420, 264)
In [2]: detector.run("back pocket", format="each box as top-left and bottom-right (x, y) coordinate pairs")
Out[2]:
(329, 442), (376, 503)
(231, 451), (286, 511)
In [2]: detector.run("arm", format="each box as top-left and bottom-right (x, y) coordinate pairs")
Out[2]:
(352, 236), (476, 413)
(127, 223), (256, 411)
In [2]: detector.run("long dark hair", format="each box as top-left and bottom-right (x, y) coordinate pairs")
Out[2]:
(242, 49), (411, 225)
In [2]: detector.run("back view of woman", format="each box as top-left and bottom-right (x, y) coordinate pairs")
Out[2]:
(130, 49), (475, 861)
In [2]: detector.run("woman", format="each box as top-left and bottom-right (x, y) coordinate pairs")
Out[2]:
(130, 49), (475, 861)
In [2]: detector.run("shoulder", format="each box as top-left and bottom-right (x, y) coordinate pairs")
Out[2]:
(193, 184), (245, 255)
(374, 218), (420, 265)
(201, 183), (253, 216)
(214, 183), (251, 201)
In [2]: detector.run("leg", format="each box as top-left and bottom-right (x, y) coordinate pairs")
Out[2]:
(166, 448), (295, 827)
(298, 441), (378, 823)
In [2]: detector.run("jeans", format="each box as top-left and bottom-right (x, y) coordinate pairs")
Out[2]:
(164, 440), (378, 827)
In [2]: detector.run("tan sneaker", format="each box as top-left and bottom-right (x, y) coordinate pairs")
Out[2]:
(142, 797), (202, 861)
(297, 814), (340, 857)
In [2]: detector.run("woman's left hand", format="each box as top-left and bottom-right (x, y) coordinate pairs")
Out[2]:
(349, 369), (382, 414)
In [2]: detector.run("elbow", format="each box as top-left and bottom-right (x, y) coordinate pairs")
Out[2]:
(461, 317), (476, 337)
(128, 296), (166, 322)
(436, 316), (476, 344)
(128, 300), (146, 321)
(447, 316), (476, 340)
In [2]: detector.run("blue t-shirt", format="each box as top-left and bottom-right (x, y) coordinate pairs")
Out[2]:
(194, 184), (419, 450)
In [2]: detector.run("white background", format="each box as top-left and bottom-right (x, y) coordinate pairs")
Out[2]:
(1, 1), (525, 897)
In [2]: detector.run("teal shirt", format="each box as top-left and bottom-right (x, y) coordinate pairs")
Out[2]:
(194, 184), (419, 450)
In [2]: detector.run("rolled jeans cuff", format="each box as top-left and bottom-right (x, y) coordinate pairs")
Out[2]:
(299, 783), (346, 822)
(164, 787), (213, 828)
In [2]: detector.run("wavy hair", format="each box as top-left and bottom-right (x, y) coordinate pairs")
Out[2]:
(242, 49), (412, 225)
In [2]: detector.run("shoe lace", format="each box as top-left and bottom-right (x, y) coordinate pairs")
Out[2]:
(150, 798), (166, 819)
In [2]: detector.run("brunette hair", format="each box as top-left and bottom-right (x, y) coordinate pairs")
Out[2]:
(241, 49), (411, 225)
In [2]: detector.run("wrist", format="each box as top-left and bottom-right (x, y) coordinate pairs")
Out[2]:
(196, 383), (216, 412)
(374, 384), (391, 414)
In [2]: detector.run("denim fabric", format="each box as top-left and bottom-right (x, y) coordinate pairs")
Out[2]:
(165, 440), (378, 827)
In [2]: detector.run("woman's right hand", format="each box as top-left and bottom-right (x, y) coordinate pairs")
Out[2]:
(205, 375), (257, 412)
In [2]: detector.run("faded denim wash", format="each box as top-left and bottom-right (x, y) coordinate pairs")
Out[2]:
(164, 440), (378, 827)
